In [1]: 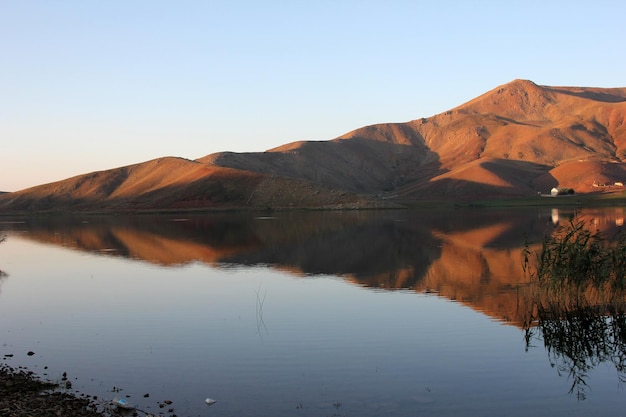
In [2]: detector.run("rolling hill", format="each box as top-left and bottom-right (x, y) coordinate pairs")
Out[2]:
(2, 79), (626, 211)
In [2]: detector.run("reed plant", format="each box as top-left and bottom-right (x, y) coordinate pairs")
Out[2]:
(525, 217), (626, 291)
(523, 217), (626, 399)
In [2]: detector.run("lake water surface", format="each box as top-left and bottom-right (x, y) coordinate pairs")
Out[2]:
(1, 208), (625, 417)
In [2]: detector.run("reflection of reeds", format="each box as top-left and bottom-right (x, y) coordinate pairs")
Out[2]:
(527, 303), (626, 400)
(255, 284), (268, 338)
(0, 234), (6, 285)
(523, 218), (626, 400)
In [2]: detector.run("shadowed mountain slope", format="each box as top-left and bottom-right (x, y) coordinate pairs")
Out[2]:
(2, 79), (626, 211)
(199, 79), (626, 201)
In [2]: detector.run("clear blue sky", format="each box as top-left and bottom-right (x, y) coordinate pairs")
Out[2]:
(2, 0), (625, 191)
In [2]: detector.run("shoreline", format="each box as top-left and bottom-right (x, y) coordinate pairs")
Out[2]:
(1, 190), (626, 216)
(0, 361), (189, 417)
(0, 363), (106, 417)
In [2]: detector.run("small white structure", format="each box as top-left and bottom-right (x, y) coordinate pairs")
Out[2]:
(550, 187), (559, 196)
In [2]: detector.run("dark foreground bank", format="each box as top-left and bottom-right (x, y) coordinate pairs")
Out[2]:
(0, 363), (107, 417)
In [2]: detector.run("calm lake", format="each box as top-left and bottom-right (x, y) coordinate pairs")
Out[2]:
(1, 207), (625, 417)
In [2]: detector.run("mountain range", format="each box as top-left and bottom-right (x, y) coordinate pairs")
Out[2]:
(2, 79), (626, 211)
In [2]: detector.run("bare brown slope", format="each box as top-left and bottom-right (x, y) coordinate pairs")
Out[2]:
(0, 157), (253, 210)
(397, 80), (626, 196)
(198, 132), (436, 193)
(202, 79), (626, 200)
(432, 79), (626, 165)
(0, 157), (383, 211)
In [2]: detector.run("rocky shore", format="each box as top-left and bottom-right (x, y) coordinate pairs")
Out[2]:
(0, 361), (193, 417)
(0, 363), (107, 417)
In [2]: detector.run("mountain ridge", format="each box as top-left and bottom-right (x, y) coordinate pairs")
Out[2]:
(2, 79), (626, 211)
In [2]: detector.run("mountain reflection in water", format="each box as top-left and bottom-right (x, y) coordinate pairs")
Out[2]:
(2, 208), (622, 326)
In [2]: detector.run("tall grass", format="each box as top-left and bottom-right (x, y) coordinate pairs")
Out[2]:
(525, 217), (626, 291)
(523, 217), (626, 399)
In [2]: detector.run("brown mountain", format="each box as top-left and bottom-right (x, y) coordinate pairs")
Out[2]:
(2, 79), (626, 211)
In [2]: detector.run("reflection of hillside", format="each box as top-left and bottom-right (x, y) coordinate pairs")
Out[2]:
(409, 209), (626, 325)
(222, 218), (442, 285)
(335, 212), (549, 325)
(418, 229), (536, 325)
(4, 208), (624, 327)
(20, 217), (258, 266)
(6, 213), (396, 267)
